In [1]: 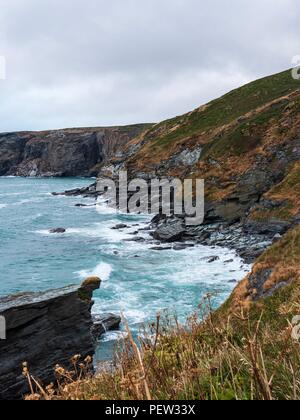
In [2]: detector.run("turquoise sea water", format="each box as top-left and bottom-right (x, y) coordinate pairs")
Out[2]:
(0, 177), (250, 360)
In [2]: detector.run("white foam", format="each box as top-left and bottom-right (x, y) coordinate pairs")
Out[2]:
(100, 330), (128, 342)
(35, 229), (52, 236)
(77, 262), (113, 282)
(13, 198), (44, 206)
(164, 246), (251, 286)
(95, 198), (119, 215)
(0, 204), (7, 209)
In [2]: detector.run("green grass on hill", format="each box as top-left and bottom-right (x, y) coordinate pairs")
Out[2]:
(145, 69), (300, 149)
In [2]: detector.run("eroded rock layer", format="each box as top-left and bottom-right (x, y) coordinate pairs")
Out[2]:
(0, 278), (100, 400)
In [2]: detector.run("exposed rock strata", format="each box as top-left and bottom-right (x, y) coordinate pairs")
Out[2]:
(0, 278), (101, 400)
(0, 125), (149, 177)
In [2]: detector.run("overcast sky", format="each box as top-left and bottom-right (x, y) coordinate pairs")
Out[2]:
(0, 0), (299, 132)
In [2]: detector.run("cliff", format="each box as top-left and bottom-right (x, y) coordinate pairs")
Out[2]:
(97, 69), (300, 239)
(0, 124), (151, 177)
(0, 277), (100, 400)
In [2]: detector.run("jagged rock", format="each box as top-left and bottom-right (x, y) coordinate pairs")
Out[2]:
(166, 147), (202, 168)
(173, 244), (194, 251)
(246, 268), (292, 300)
(150, 246), (173, 251)
(124, 237), (146, 243)
(208, 256), (220, 263)
(0, 278), (101, 400)
(152, 221), (186, 242)
(111, 224), (128, 230)
(49, 228), (66, 234)
(75, 203), (97, 208)
(244, 219), (291, 235)
(0, 125), (148, 177)
(91, 314), (121, 340)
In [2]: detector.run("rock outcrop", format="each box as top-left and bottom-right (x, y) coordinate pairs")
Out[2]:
(0, 278), (100, 400)
(0, 124), (150, 177)
(91, 314), (122, 340)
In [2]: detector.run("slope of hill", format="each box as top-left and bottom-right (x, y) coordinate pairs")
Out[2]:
(96, 69), (300, 238)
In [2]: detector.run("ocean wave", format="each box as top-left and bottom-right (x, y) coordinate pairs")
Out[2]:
(100, 330), (128, 342)
(0, 204), (7, 209)
(0, 192), (27, 197)
(77, 262), (113, 282)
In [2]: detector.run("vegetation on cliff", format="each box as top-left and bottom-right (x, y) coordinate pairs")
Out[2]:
(121, 69), (300, 229)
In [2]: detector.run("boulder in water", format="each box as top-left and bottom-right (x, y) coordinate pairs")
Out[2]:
(91, 313), (121, 340)
(49, 227), (66, 234)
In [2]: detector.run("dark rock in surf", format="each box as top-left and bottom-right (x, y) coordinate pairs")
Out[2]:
(111, 224), (128, 230)
(208, 256), (220, 263)
(91, 314), (122, 340)
(152, 220), (186, 242)
(49, 227), (66, 234)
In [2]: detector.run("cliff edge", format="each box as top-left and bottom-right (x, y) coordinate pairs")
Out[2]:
(0, 277), (100, 400)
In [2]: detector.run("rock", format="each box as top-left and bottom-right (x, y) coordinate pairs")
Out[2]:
(49, 227), (66, 234)
(139, 226), (151, 232)
(111, 224), (128, 230)
(150, 213), (167, 226)
(124, 237), (146, 243)
(75, 203), (97, 208)
(173, 244), (194, 251)
(152, 221), (186, 242)
(244, 219), (291, 236)
(91, 314), (121, 340)
(224, 259), (234, 263)
(208, 256), (220, 263)
(0, 278), (101, 400)
(166, 147), (202, 169)
(150, 246), (173, 251)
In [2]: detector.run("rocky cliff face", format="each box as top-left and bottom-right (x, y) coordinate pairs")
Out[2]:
(0, 124), (150, 177)
(0, 278), (100, 400)
(96, 70), (300, 237)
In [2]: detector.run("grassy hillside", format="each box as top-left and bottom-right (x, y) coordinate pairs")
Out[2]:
(143, 69), (300, 148)
(124, 69), (300, 166)
(120, 69), (300, 227)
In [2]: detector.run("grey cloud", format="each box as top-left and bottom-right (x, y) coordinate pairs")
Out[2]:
(0, 0), (299, 131)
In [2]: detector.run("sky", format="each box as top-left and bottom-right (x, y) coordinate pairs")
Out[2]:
(0, 0), (299, 132)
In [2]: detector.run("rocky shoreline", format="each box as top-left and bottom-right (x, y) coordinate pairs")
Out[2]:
(54, 182), (286, 264)
(0, 277), (121, 400)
